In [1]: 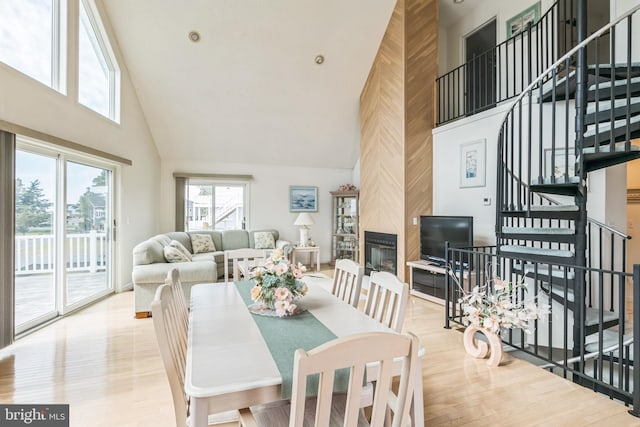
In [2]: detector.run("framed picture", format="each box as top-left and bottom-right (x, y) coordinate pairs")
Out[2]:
(459, 139), (486, 188)
(507, 2), (540, 38)
(289, 186), (318, 212)
(544, 147), (575, 178)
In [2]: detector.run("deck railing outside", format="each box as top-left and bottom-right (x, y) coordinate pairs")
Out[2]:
(15, 231), (107, 275)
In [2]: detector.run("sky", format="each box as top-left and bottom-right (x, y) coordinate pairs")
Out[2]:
(16, 150), (108, 206)
(0, 0), (111, 114)
(1, 0), (113, 205)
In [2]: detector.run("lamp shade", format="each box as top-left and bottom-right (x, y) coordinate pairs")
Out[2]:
(294, 212), (315, 227)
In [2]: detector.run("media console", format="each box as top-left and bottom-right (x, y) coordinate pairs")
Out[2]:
(406, 259), (473, 305)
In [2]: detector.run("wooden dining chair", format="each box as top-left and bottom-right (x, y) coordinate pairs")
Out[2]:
(331, 259), (365, 308)
(363, 272), (409, 333)
(151, 284), (240, 427)
(224, 248), (268, 282)
(239, 332), (420, 427)
(166, 268), (189, 336)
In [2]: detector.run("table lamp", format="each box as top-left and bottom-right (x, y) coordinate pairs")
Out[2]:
(294, 212), (314, 247)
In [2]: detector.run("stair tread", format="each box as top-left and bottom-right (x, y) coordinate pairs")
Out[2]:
(586, 96), (640, 114)
(582, 142), (640, 155)
(502, 227), (574, 235)
(587, 62), (640, 77)
(530, 176), (581, 186)
(516, 264), (577, 280)
(584, 307), (619, 327)
(500, 245), (574, 258)
(504, 205), (579, 212)
(584, 113), (640, 137)
(588, 75), (640, 91)
(584, 330), (634, 356)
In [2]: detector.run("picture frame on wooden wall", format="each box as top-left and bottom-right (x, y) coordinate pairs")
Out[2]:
(459, 139), (486, 188)
(289, 186), (318, 212)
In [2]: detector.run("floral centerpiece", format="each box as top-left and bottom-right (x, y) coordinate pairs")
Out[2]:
(459, 278), (549, 334)
(249, 248), (308, 317)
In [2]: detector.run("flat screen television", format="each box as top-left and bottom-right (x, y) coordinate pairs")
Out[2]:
(420, 215), (473, 267)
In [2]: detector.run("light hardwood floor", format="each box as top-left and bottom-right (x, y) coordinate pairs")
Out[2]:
(0, 279), (639, 426)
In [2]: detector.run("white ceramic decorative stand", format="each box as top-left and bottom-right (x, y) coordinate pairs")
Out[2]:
(463, 325), (504, 367)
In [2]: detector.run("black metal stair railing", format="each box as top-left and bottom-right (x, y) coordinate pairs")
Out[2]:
(435, 0), (566, 126)
(497, 5), (640, 226)
(444, 246), (640, 415)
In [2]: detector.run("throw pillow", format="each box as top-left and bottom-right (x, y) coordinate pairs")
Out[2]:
(254, 231), (276, 249)
(169, 240), (192, 261)
(191, 234), (216, 254)
(164, 245), (191, 263)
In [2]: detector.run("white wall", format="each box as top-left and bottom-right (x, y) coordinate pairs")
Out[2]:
(0, 0), (161, 290)
(432, 105), (508, 244)
(159, 160), (354, 263)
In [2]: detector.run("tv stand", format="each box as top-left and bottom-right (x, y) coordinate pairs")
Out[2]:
(406, 260), (449, 304)
(407, 260), (472, 304)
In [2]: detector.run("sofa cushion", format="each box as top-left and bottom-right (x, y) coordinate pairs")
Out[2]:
(191, 233), (216, 253)
(132, 261), (217, 284)
(254, 231), (276, 249)
(222, 230), (250, 250)
(192, 252), (217, 262)
(169, 240), (191, 259)
(164, 232), (193, 253)
(164, 245), (191, 262)
(248, 229), (280, 248)
(132, 236), (167, 265)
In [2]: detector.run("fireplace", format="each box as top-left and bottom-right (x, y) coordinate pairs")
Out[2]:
(364, 231), (397, 276)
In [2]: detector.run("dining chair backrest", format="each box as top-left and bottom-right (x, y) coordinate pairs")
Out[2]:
(331, 259), (364, 308)
(224, 248), (267, 282)
(363, 272), (409, 333)
(291, 331), (418, 427)
(166, 268), (189, 336)
(151, 284), (189, 427)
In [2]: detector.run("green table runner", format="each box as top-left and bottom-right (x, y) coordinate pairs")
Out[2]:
(235, 281), (350, 399)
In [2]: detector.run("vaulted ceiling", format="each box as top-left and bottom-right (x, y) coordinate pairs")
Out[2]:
(102, 0), (397, 169)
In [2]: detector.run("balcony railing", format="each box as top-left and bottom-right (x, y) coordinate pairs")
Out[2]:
(436, 0), (566, 126)
(15, 231), (107, 275)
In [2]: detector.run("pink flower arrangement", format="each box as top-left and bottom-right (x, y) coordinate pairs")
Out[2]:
(249, 248), (308, 317)
(458, 278), (549, 334)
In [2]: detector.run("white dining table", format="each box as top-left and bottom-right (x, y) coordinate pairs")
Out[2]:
(185, 281), (425, 427)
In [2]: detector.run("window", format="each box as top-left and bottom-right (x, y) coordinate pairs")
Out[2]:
(78, 0), (119, 121)
(185, 182), (247, 231)
(0, 0), (65, 90)
(14, 139), (116, 334)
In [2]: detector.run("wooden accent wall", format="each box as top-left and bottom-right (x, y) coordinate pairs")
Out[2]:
(360, 0), (437, 281)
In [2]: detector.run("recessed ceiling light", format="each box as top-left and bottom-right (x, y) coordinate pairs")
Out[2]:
(453, 0), (464, 3)
(188, 31), (201, 42)
(315, 55), (325, 65)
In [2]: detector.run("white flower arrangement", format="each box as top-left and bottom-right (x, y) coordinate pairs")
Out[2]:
(249, 248), (308, 317)
(458, 277), (549, 334)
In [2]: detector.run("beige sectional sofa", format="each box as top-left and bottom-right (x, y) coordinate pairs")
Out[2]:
(132, 229), (290, 317)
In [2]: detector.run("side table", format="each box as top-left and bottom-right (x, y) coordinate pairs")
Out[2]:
(292, 246), (320, 272)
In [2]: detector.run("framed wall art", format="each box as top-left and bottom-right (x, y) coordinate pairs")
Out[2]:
(459, 139), (486, 188)
(289, 186), (318, 212)
(507, 2), (541, 38)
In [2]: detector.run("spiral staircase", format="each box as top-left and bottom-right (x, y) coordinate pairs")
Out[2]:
(441, 1), (640, 415)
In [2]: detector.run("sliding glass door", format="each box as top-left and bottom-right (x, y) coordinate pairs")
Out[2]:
(65, 161), (112, 306)
(14, 144), (114, 334)
(14, 150), (57, 328)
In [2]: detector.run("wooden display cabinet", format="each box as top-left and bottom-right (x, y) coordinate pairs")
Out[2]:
(330, 190), (359, 264)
